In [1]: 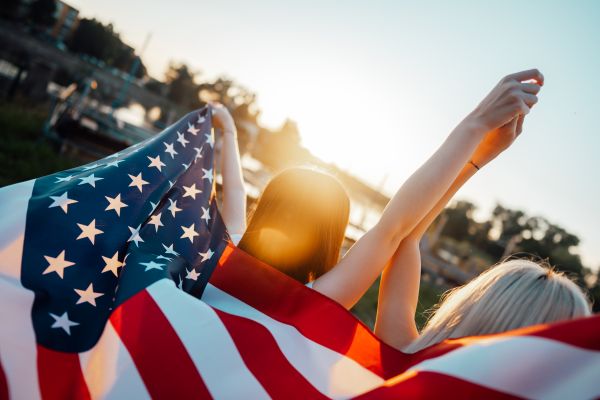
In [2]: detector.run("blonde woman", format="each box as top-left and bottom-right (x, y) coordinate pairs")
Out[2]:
(211, 69), (546, 311)
(373, 75), (592, 351)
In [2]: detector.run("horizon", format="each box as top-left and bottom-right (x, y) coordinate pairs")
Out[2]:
(68, 0), (600, 269)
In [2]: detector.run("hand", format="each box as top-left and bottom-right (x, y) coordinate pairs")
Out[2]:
(208, 101), (237, 134)
(470, 113), (526, 168)
(465, 69), (543, 133)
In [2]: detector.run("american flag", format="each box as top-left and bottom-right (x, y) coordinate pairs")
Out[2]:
(0, 104), (599, 400)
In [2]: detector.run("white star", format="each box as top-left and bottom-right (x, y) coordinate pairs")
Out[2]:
(78, 173), (103, 188)
(198, 248), (214, 262)
(76, 219), (103, 244)
(205, 129), (215, 148)
(105, 158), (123, 168)
(48, 191), (78, 214)
(181, 162), (190, 170)
(140, 260), (164, 272)
(168, 198), (182, 217)
(180, 223), (199, 243)
(49, 311), (79, 335)
(128, 172), (149, 193)
(163, 141), (178, 159)
(55, 174), (74, 183)
(149, 201), (158, 212)
(193, 146), (203, 160)
(187, 122), (199, 135)
(147, 155), (166, 172)
(42, 250), (75, 278)
(176, 131), (189, 147)
(168, 180), (175, 189)
(156, 255), (173, 262)
(177, 274), (184, 290)
(74, 283), (104, 306)
(128, 224), (144, 247)
(202, 168), (213, 184)
(197, 115), (205, 124)
(101, 251), (123, 276)
(148, 212), (163, 232)
(186, 268), (201, 281)
(162, 243), (180, 256)
(201, 206), (211, 224)
(105, 194), (128, 216)
(82, 163), (100, 171)
(182, 183), (202, 199)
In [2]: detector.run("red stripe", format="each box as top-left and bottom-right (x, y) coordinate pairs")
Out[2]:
(209, 243), (424, 378)
(353, 370), (523, 400)
(213, 308), (328, 400)
(36, 344), (91, 400)
(110, 289), (212, 399)
(0, 357), (8, 400)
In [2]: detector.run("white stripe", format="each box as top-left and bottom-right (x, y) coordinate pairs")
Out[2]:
(146, 279), (270, 399)
(79, 321), (150, 400)
(202, 283), (385, 399)
(408, 335), (600, 400)
(0, 179), (41, 400)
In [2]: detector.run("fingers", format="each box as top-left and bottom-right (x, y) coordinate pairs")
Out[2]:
(505, 68), (544, 85)
(516, 114), (525, 135)
(519, 82), (542, 94)
(521, 93), (538, 108)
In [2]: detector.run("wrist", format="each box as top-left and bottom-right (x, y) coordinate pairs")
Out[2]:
(461, 113), (490, 136)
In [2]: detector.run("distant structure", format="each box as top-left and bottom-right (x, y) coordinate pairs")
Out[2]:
(48, 1), (80, 43)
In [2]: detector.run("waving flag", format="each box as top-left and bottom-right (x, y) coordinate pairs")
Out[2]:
(1, 105), (599, 400)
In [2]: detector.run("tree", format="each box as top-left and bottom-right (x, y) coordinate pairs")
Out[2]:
(29, 0), (56, 28)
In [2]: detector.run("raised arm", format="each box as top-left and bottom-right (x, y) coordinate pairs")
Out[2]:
(210, 102), (247, 235)
(373, 112), (532, 350)
(310, 69), (543, 309)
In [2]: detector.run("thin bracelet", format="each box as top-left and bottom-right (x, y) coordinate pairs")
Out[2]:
(468, 160), (480, 170)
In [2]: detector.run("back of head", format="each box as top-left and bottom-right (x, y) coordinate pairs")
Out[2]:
(238, 166), (350, 283)
(403, 258), (592, 353)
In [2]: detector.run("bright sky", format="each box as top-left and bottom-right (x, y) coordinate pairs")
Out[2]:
(69, 0), (600, 269)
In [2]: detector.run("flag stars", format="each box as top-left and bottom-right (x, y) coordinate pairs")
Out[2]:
(48, 191), (78, 214)
(193, 146), (203, 160)
(182, 183), (202, 200)
(185, 268), (200, 281)
(148, 212), (164, 232)
(105, 158), (123, 168)
(140, 260), (164, 272)
(78, 173), (103, 188)
(164, 141), (178, 159)
(201, 206), (211, 224)
(82, 163), (101, 171)
(147, 155), (166, 172)
(176, 131), (189, 147)
(202, 168), (213, 184)
(197, 115), (205, 124)
(162, 243), (179, 256)
(180, 223), (199, 243)
(128, 224), (144, 247)
(105, 194), (128, 216)
(101, 251), (124, 276)
(205, 130), (215, 148)
(49, 311), (79, 335)
(43, 250), (75, 279)
(187, 122), (199, 136)
(76, 219), (104, 244)
(168, 198), (182, 217)
(55, 174), (74, 183)
(198, 248), (214, 262)
(74, 283), (104, 306)
(128, 172), (149, 193)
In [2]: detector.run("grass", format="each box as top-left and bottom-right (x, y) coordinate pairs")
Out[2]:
(0, 100), (80, 187)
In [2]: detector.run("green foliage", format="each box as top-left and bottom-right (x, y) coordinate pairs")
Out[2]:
(0, 101), (79, 187)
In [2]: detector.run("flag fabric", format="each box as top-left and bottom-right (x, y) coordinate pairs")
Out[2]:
(1, 105), (599, 400)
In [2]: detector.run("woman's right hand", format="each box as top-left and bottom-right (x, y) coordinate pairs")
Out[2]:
(465, 69), (544, 132)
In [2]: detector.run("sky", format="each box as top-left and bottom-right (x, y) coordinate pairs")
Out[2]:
(68, 0), (600, 269)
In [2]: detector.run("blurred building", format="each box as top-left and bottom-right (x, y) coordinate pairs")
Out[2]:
(48, 1), (79, 42)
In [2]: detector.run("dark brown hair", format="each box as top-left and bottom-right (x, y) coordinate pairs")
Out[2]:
(238, 166), (350, 283)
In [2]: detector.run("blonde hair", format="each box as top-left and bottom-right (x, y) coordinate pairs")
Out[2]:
(403, 258), (592, 353)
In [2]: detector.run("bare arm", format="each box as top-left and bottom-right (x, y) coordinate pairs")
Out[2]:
(310, 69), (543, 310)
(211, 102), (247, 234)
